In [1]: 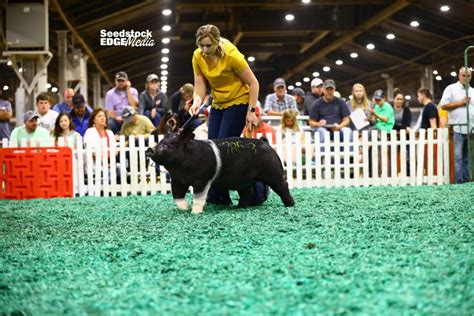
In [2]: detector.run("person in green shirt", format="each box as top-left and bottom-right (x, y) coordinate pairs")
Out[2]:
(10, 110), (53, 146)
(368, 89), (395, 132)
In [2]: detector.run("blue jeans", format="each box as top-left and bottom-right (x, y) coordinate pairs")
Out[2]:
(108, 118), (122, 134)
(453, 132), (472, 183)
(144, 110), (162, 127)
(208, 104), (248, 139)
(207, 104), (248, 205)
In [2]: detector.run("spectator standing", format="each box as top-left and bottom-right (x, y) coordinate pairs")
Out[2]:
(263, 78), (298, 116)
(392, 92), (411, 131)
(367, 89), (395, 132)
(278, 109), (300, 138)
(439, 67), (474, 183)
(105, 71), (139, 133)
(304, 78), (323, 116)
(0, 90), (13, 140)
(415, 88), (439, 130)
(10, 111), (52, 146)
(347, 83), (371, 131)
(138, 74), (168, 127)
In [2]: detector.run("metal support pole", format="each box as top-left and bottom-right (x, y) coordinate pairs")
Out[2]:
(57, 30), (68, 94)
(464, 46), (474, 180)
(386, 77), (394, 101)
(92, 72), (101, 108)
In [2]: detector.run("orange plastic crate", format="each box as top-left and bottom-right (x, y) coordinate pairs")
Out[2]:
(0, 147), (74, 199)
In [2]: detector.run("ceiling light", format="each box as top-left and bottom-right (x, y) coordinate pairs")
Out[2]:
(6, 60), (12, 66)
(162, 48), (170, 54)
(302, 0), (311, 3)
(312, 72), (320, 77)
(440, 5), (450, 12)
(366, 43), (375, 50)
(161, 76), (167, 81)
(162, 38), (170, 44)
(451, 71), (457, 77)
(303, 77), (310, 82)
(160, 64), (168, 69)
(3, 85), (9, 91)
(161, 57), (169, 63)
(404, 95), (411, 100)
(288, 85), (294, 90)
(18, 67), (24, 73)
(386, 33), (395, 40)
(295, 81), (302, 86)
(350, 52), (358, 58)
(285, 14), (295, 21)
(162, 25), (171, 32)
(161, 70), (168, 75)
(46, 83), (52, 89)
(435, 75), (442, 81)
(323, 66), (330, 72)
(51, 87), (58, 93)
(410, 21), (419, 27)
(247, 56), (255, 62)
(433, 70), (439, 75)
(162, 9), (172, 16)
(335, 59), (343, 65)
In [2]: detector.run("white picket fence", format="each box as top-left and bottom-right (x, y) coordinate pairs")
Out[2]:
(1, 128), (450, 197)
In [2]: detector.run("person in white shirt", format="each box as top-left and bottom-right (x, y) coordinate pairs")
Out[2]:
(36, 93), (59, 132)
(439, 67), (474, 183)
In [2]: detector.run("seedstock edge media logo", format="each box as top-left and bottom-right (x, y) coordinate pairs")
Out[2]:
(99, 29), (155, 47)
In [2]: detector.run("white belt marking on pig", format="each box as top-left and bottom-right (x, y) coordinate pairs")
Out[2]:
(191, 140), (222, 214)
(206, 140), (222, 185)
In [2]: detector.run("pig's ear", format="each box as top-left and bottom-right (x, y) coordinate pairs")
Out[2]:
(178, 124), (195, 143)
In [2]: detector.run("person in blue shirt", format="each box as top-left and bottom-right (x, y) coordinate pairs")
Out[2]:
(70, 94), (92, 137)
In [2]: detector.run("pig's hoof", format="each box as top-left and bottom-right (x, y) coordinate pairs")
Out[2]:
(175, 199), (189, 211)
(191, 206), (203, 214)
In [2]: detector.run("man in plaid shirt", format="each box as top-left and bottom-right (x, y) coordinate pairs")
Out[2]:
(263, 78), (298, 116)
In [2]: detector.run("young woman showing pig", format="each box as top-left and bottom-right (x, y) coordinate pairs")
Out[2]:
(189, 24), (260, 205)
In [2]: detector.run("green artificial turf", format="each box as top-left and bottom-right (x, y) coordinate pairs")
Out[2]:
(1, 184), (473, 315)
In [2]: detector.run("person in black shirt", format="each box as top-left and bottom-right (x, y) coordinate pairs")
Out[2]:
(308, 79), (351, 143)
(416, 88), (439, 130)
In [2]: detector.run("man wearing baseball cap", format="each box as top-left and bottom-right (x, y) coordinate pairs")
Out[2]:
(291, 88), (305, 113)
(119, 106), (155, 138)
(70, 94), (92, 137)
(10, 110), (52, 146)
(104, 71), (139, 133)
(367, 89), (394, 132)
(263, 78), (298, 116)
(303, 78), (324, 116)
(308, 79), (351, 143)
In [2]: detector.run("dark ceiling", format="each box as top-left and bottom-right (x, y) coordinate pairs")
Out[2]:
(1, 0), (474, 104)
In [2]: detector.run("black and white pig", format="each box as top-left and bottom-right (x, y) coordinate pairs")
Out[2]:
(146, 126), (295, 214)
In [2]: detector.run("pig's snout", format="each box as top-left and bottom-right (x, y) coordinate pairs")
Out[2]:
(145, 147), (154, 158)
